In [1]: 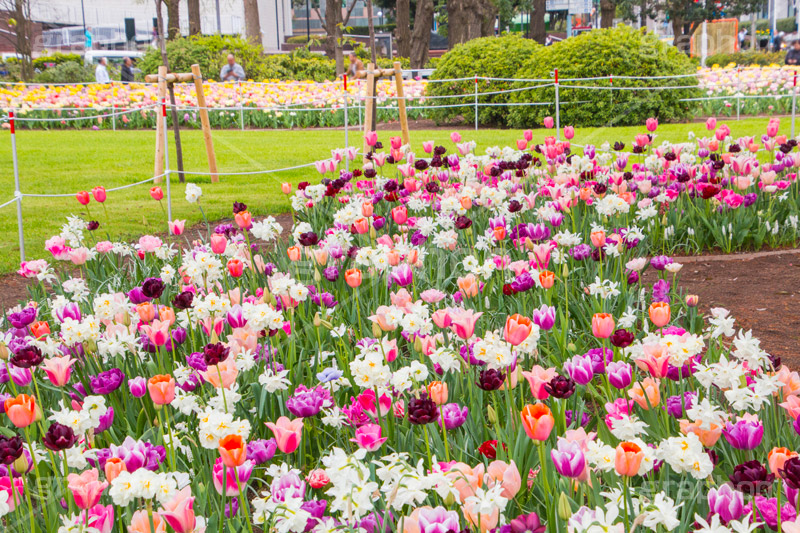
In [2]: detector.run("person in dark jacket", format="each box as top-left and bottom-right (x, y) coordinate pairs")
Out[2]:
(786, 40), (800, 65)
(121, 57), (135, 83)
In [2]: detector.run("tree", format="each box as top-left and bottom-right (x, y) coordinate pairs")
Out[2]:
(600, 0), (616, 28)
(188, 0), (202, 35)
(410, 0), (435, 67)
(165, 0), (181, 40)
(397, 0), (412, 57)
(447, 0), (492, 47)
(530, 0), (546, 43)
(312, 0), (359, 75)
(1, 0), (33, 80)
(244, 0), (262, 44)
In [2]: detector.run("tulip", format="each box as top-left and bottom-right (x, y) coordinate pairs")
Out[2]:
(141, 319), (170, 347)
(345, 268), (362, 288)
(281, 182), (292, 194)
(287, 246), (301, 262)
(418, 507), (461, 533)
(563, 354), (594, 386)
(769, 447), (798, 478)
(391, 205), (408, 225)
(615, 441), (644, 476)
(648, 302), (670, 328)
(147, 374), (176, 406)
(456, 274), (480, 298)
(449, 308), (483, 340)
(234, 210), (252, 229)
(76, 191), (91, 205)
(427, 381), (448, 405)
(168, 219), (186, 236)
(265, 416), (303, 453)
(4, 394), (36, 428)
(606, 361), (632, 389)
(365, 131), (378, 147)
(218, 434), (247, 468)
(551, 438), (587, 480)
(209, 233), (227, 254)
(486, 460), (522, 499)
(538, 270), (554, 289)
(91, 186), (107, 203)
(708, 484), (745, 524)
(504, 314), (533, 346)
(723, 417), (764, 450)
(212, 457), (254, 497)
(150, 186), (164, 200)
(706, 117), (717, 130)
(645, 117), (658, 132)
(532, 305), (555, 330)
(591, 313), (615, 339)
(563, 126), (575, 140)
(636, 343), (670, 378)
(104, 457), (127, 483)
(629, 377), (660, 410)
(351, 423), (387, 452)
(520, 403), (554, 441)
(159, 487), (197, 533)
(227, 258), (244, 278)
(67, 469), (108, 510)
(41, 355), (76, 387)
(543, 116), (554, 128)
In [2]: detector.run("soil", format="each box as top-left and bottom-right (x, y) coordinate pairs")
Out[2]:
(3, 221), (798, 367)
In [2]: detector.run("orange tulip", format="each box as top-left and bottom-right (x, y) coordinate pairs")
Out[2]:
(104, 457), (127, 482)
(136, 302), (156, 323)
(648, 302), (671, 328)
(679, 420), (722, 447)
(520, 403), (554, 441)
(457, 274), (480, 298)
(427, 381), (448, 405)
(538, 270), (555, 289)
(615, 441), (644, 476)
(29, 321), (50, 339)
(287, 246), (301, 262)
(590, 230), (606, 248)
(218, 434), (247, 468)
(345, 268), (362, 288)
(4, 394), (36, 428)
(147, 375), (176, 406)
(629, 377), (660, 410)
(234, 211), (252, 229)
(503, 314), (533, 346)
(158, 306), (176, 326)
(769, 447), (799, 478)
(492, 226), (506, 241)
(591, 313), (615, 339)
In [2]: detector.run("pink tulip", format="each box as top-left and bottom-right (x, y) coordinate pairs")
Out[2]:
(159, 487), (197, 533)
(516, 139), (528, 150)
(521, 365), (558, 400)
(636, 343), (670, 378)
(767, 119), (780, 138)
(67, 469), (108, 510)
(706, 117), (717, 130)
(391, 205), (408, 225)
(209, 233), (227, 254)
(523, 129), (533, 141)
(422, 140), (434, 153)
(390, 136), (403, 149)
(645, 117), (658, 132)
(543, 116), (554, 129)
(41, 355), (76, 387)
(448, 308), (483, 340)
(365, 131), (378, 147)
(141, 319), (170, 347)
(450, 131), (462, 143)
(563, 126), (575, 139)
(486, 460), (522, 499)
(82, 504), (114, 533)
(351, 423), (387, 451)
(91, 186), (107, 203)
(265, 416), (303, 454)
(168, 219), (186, 236)
(432, 309), (452, 328)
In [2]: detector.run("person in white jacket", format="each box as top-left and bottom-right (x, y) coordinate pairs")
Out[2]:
(95, 58), (110, 83)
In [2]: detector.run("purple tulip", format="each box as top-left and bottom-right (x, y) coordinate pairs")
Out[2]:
(227, 305), (247, 328)
(286, 385), (331, 418)
(90, 368), (125, 395)
(8, 307), (37, 328)
(532, 304), (555, 330)
(301, 500), (328, 532)
(550, 438), (586, 479)
(650, 255), (673, 271)
(171, 327), (187, 345)
(438, 403), (468, 430)
(97, 436), (166, 472)
(8, 365), (32, 387)
(585, 347), (613, 374)
(96, 407), (115, 433)
(126, 287), (150, 304)
(606, 361), (632, 389)
(708, 484), (745, 524)
(128, 376), (147, 398)
(247, 438), (277, 465)
(563, 354), (593, 386)
(390, 264), (414, 287)
(723, 418), (764, 450)
(55, 302), (82, 323)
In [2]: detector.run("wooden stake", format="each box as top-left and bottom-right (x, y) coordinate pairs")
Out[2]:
(154, 65), (167, 183)
(192, 64), (219, 183)
(393, 61), (410, 146)
(363, 63), (376, 163)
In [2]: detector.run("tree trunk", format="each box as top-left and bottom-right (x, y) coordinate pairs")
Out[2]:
(410, 0), (434, 68)
(638, 0), (646, 29)
(600, 0), (615, 28)
(366, 0), (378, 62)
(447, 0), (466, 48)
(244, 0), (262, 44)
(166, 0), (180, 40)
(188, 0), (202, 35)
(480, 0), (497, 37)
(324, 0), (338, 60)
(396, 0), (411, 57)
(750, 12), (757, 50)
(465, 0), (483, 40)
(155, 0), (186, 182)
(671, 17), (690, 54)
(13, 0), (33, 81)
(530, 0), (546, 44)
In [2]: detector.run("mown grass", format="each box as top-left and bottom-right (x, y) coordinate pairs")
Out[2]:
(0, 117), (785, 275)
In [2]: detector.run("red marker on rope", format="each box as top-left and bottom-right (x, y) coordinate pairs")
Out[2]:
(795, 70), (797, 87)
(343, 74), (348, 91)
(8, 110), (14, 135)
(609, 75), (613, 86)
(554, 68), (559, 85)
(161, 97), (167, 118)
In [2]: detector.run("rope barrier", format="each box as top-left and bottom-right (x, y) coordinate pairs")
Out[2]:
(0, 198), (18, 210)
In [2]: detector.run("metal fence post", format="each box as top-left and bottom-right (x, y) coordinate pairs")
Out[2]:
(343, 74), (349, 171)
(474, 76), (479, 131)
(111, 81), (117, 131)
(554, 68), (560, 141)
(736, 67), (741, 121)
(793, 70), (798, 139)
(162, 98), (172, 223)
(9, 110), (25, 262)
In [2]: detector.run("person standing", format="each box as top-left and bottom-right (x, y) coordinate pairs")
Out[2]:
(786, 40), (800, 65)
(220, 54), (246, 81)
(346, 52), (364, 78)
(95, 57), (110, 83)
(120, 57), (135, 83)
(85, 26), (93, 50)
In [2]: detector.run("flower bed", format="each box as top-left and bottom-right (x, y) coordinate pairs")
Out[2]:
(698, 65), (800, 117)
(2, 119), (800, 532)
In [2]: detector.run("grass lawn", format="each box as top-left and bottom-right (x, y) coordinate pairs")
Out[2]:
(0, 117), (786, 275)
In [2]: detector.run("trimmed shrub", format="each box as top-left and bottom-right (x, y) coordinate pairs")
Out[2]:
(33, 61), (95, 84)
(755, 17), (797, 34)
(509, 25), (699, 128)
(261, 47), (336, 81)
(138, 35), (265, 80)
(33, 53), (82, 70)
(425, 34), (541, 126)
(706, 50), (786, 66)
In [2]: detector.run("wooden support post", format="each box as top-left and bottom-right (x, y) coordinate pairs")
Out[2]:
(192, 64), (219, 182)
(154, 65), (167, 183)
(363, 63), (376, 163)
(144, 72), (197, 83)
(393, 61), (410, 146)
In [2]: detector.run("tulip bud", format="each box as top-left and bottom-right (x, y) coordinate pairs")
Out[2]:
(557, 493), (572, 520)
(34, 403), (44, 423)
(685, 294), (699, 307)
(413, 336), (423, 353)
(0, 343), (8, 361)
(369, 226), (377, 240)
(443, 491), (456, 506)
(314, 269), (321, 283)
(13, 454), (29, 474)
(567, 342), (576, 353)
(313, 313), (322, 327)
(372, 322), (383, 338)
(487, 404), (498, 425)
(320, 319), (333, 330)
(562, 263), (569, 277)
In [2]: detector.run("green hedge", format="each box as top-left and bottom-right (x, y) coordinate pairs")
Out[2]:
(138, 35), (265, 80)
(706, 50), (786, 66)
(426, 34), (540, 126)
(508, 26), (699, 128)
(33, 61), (95, 84)
(33, 53), (82, 70)
(755, 17), (797, 34)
